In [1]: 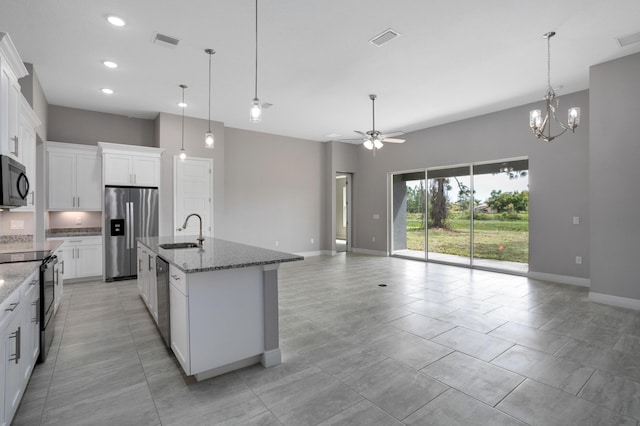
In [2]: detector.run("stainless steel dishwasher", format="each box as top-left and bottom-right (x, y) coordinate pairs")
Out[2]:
(155, 256), (170, 347)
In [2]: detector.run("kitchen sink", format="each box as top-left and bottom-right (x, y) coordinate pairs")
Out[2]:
(159, 242), (199, 249)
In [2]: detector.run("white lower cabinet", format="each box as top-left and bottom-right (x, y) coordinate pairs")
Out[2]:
(137, 243), (157, 322)
(0, 267), (40, 425)
(48, 237), (102, 281)
(169, 266), (189, 374)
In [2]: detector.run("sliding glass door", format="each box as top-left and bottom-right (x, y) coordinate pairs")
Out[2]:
(426, 166), (472, 266)
(390, 158), (529, 274)
(390, 171), (426, 259)
(472, 160), (529, 273)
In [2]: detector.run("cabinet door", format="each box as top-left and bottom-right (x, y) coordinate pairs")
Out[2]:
(0, 67), (20, 160)
(48, 151), (76, 210)
(170, 283), (190, 374)
(75, 244), (102, 278)
(136, 246), (144, 293)
(132, 156), (159, 187)
(23, 275), (40, 378)
(59, 245), (77, 280)
(14, 121), (36, 211)
(148, 253), (157, 321)
(4, 309), (24, 422)
(103, 154), (133, 186)
(75, 153), (102, 210)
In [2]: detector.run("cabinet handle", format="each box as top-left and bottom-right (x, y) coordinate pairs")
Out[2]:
(10, 136), (19, 156)
(72, 196), (76, 207)
(4, 302), (20, 312)
(32, 301), (39, 324)
(171, 274), (181, 281)
(9, 327), (21, 364)
(61, 260), (65, 275)
(78, 197), (80, 207)
(29, 191), (34, 206)
(139, 259), (142, 273)
(29, 279), (38, 286)
(148, 254), (152, 271)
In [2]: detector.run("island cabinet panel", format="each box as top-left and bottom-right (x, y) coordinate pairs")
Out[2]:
(187, 267), (265, 375)
(169, 272), (190, 374)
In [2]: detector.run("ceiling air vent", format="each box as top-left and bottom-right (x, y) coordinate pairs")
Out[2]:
(369, 29), (400, 47)
(616, 31), (640, 47)
(154, 32), (180, 48)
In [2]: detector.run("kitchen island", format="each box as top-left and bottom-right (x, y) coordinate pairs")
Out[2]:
(137, 236), (303, 381)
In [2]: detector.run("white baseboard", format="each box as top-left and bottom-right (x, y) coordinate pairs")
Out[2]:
(527, 271), (590, 288)
(589, 292), (640, 311)
(294, 250), (332, 257)
(351, 247), (388, 256)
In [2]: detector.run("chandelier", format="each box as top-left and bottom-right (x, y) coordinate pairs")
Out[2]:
(529, 32), (580, 142)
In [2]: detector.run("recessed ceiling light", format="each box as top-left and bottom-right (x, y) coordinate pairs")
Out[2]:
(178, 102), (187, 108)
(107, 16), (126, 27)
(103, 60), (118, 69)
(101, 88), (114, 95)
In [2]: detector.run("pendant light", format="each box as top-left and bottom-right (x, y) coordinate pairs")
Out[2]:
(179, 84), (187, 161)
(529, 32), (581, 142)
(205, 48), (215, 148)
(250, 0), (262, 123)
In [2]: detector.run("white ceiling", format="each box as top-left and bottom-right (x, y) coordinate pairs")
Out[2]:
(2, 0), (640, 142)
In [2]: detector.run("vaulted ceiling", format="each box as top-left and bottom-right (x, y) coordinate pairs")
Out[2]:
(2, 0), (640, 142)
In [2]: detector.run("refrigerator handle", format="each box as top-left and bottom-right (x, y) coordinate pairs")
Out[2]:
(130, 201), (135, 249)
(125, 202), (131, 250)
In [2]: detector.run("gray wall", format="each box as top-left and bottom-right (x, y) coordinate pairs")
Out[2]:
(348, 90), (590, 278)
(327, 141), (360, 251)
(224, 127), (326, 253)
(156, 112), (225, 239)
(48, 105), (155, 146)
(20, 63), (48, 141)
(589, 52), (640, 301)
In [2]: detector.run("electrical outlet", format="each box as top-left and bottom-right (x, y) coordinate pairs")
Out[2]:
(10, 220), (24, 230)
(373, 214), (380, 220)
(310, 238), (314, 244)
(275, 241), (279, 247)
(573, 216), (580, 225)
(575, 256), (582, 264)
(76, 216), (83, 225)
(372, 236), (376, 243)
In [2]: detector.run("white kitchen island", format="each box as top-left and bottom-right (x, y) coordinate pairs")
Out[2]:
(137, 236), (303, 381)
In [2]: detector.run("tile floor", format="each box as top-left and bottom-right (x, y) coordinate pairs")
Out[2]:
(13, 254), (640, 425)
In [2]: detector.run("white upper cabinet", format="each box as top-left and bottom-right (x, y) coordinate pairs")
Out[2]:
(47, 142), (102, 211)
(99, 142), (163, 187)
(13, 96), (41, 212)
(0, 32), (29, 162)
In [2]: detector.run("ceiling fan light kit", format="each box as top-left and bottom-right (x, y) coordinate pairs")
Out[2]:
(529, 31), (581, 142)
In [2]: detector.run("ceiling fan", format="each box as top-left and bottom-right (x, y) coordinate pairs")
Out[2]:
(341, 94), (405, 154)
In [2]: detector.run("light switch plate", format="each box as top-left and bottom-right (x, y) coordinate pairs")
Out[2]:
(10, 220), (24, 230)
(573, 216), (580, 224)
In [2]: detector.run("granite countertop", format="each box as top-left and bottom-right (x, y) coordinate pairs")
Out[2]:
(0, 262), (41, 305)
(138, 236), (304, 273)
(0, 240), (63, 255)
(46, 228), (102, 238)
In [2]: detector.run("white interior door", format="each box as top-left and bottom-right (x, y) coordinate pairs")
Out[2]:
(174, 157), (213, 237)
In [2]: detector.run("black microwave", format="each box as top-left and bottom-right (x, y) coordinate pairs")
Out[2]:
(0, 155), (29, 208)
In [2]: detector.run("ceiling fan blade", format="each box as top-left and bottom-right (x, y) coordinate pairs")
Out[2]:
(381, 138), (405, 143)
(339, 138), (367, 142)
(380, 131), (405, 139)
(354, 130), (368, 137)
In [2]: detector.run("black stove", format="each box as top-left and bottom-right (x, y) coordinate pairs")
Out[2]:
(0, 250), (52, 264)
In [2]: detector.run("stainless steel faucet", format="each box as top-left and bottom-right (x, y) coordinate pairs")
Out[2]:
(181, 213), (205, 246)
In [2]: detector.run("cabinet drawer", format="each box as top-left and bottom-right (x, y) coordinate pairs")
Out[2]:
(169, 265), (187, 295)
(0, 283), (23, 331)
(48, 236), (102, 246)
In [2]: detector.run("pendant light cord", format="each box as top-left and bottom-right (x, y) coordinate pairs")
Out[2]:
(208, 52), (212, 132)
(547, 35), (551, 90)
(181, 85), (185, 150)
(254, 0), (259, 100)
(372, 96), (376, 133)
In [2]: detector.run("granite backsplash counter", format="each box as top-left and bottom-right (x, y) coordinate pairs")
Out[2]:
(46, 227), (102, 238)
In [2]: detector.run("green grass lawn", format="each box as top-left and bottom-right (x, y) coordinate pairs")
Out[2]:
(405, 213), (529, 263)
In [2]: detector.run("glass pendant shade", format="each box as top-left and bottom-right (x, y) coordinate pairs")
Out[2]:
(179, 150), (186, 161)
(529, 109), (542, 129)
(205, 131), (214, 149)
(363, 140), (374, 150)
(250, 99), (262, 123)
(373, 139), (383, 150)
(568, 107), (581, 129)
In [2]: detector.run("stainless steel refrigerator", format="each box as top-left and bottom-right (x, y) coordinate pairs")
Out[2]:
(104, 186), (159, 281)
